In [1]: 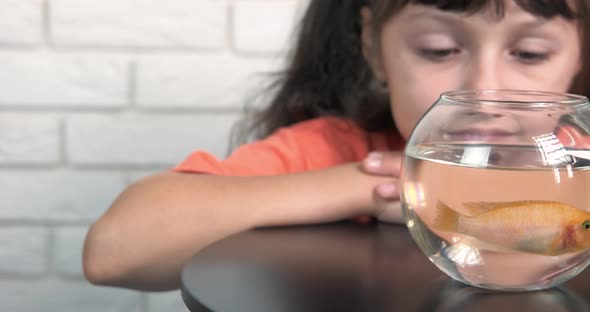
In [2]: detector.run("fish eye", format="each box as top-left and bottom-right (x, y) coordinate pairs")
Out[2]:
(583, 221), (590, 231)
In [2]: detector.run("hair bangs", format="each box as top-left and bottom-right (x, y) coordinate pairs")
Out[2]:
(371, 0), (578, 25)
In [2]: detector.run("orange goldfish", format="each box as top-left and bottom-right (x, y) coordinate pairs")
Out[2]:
(432, 200), (590, 255)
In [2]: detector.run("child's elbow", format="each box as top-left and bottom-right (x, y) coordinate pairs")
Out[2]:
(82, 221), (129, 286)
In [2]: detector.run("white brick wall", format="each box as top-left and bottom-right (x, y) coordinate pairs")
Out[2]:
(0, 116), (60, 164)
(0, 0), (43, 45)
(0, 52), (128, 107)
(66, 114), (241, 165)
(0, 0), (303, 311)
(50, 0), (227, 49)
(0, 280), (143, 312)
(0, 170), (126, 221)
(136, 54), (279, 109)
(233, 0), (301, 54)
(0, 227), (47, 275)
(53, 226), (88, 276)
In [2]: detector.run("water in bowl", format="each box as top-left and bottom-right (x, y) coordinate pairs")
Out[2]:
(401, 143), (590, 291)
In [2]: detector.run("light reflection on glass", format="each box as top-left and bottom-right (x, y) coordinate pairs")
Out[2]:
(404, 182), (426, 209)
(460, 146), (491, 167)
(444, 242), (483, 267)
(533, 133), (572, 166)
(553, 168), (561, 184)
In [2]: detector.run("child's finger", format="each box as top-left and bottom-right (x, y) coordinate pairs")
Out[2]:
(376, 200), (404, 224)
(362, 151), (403, 176)
(376, 181), (399, 200)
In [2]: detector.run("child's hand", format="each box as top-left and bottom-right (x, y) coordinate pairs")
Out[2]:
(361, 151), (404, 223)
(362, 151), (402, 198)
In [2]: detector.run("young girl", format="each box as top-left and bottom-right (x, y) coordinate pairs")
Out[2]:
(83, 0), (590, 290)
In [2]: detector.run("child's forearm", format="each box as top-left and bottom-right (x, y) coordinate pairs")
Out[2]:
(82, 163), (390, 290)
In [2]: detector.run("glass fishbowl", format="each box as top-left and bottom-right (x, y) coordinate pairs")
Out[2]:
(400, 90), (590, 291)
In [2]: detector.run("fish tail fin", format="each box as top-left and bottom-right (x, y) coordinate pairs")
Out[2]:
(432, 201), (459, 232)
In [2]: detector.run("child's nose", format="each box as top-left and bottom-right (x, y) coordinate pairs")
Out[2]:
(461, 58), (502, 91)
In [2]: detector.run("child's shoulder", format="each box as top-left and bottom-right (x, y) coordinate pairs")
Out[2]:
(276, 116), (403, 158)
(283, 116), (403, 148)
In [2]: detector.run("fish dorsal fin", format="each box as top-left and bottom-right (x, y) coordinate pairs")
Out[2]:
(462, 200), (567, 216)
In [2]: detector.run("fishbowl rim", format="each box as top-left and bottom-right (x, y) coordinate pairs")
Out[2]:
(441, 89), (589, 109)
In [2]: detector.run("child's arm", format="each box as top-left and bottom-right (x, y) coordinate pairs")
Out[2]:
(83, 163), (393, 291)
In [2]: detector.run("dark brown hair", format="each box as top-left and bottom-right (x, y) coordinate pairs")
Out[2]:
(234, 0), (590, 145)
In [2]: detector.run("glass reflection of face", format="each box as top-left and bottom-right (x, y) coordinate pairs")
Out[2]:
(434, 93), (579, 143)
(362, 0), (582, 141)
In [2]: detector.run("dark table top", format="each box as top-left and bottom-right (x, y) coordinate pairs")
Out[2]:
(181, 222), (590, 312)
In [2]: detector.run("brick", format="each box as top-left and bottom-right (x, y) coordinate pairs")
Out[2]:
(0, 170), (126, 222)
(66, 114), (241, 166)
(0, 0), (42, 45)
(53, 226), (88, 276)
(0, 116), (59, 165)
(51, 0), (226, 49)
(0, 280), (142, 312)
(233, 0), (300, 54)
(0, 52), (128, 107)
(136, 54), (277, 109)
(0, 227), (46, 275)
(147, 291), (188, 312)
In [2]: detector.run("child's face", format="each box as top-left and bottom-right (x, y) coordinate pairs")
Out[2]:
(366, 1), (582, 140)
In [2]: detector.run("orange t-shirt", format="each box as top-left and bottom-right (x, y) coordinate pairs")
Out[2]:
(173, 116), (406, 175)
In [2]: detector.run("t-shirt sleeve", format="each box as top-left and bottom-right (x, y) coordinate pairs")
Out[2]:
(173, 117), (379, 176)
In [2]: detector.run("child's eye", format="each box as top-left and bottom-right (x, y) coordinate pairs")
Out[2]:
(419, 48), (461, 61)
(510, 50), (550, 64)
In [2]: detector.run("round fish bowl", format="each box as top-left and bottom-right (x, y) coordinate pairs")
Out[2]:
(400, 89), (590, 291)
